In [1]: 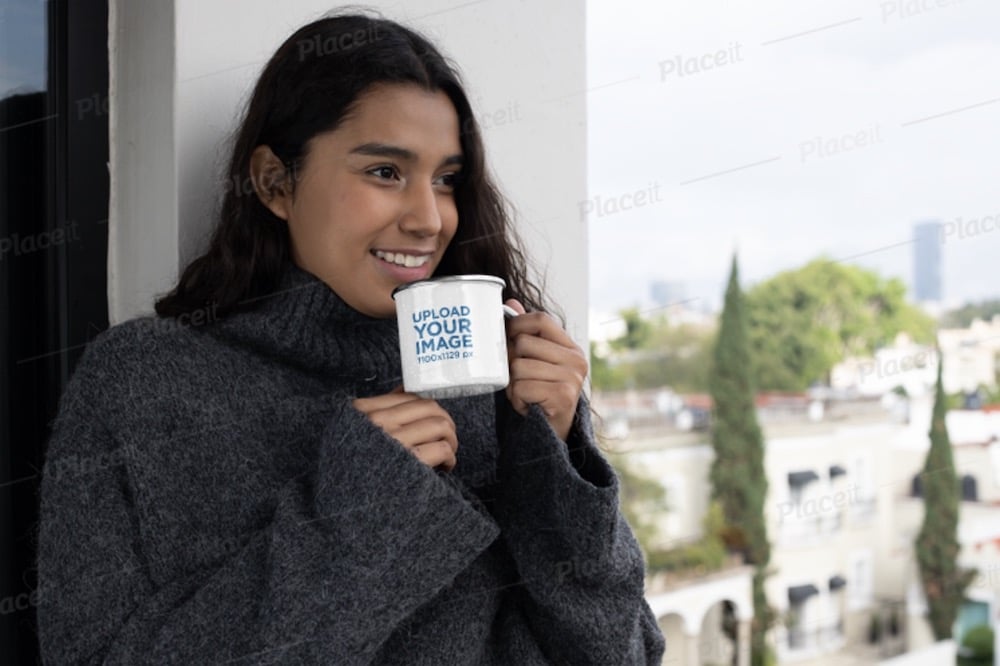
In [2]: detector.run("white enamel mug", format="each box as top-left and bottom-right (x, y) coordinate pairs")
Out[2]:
(392, 275), (517, 399)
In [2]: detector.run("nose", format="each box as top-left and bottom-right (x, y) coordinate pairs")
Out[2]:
(398, 181), (443, 237)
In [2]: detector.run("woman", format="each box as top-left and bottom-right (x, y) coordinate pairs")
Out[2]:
(37, 11), (665, 664)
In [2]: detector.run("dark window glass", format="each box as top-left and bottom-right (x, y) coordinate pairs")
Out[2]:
(2, 1), (109, 660)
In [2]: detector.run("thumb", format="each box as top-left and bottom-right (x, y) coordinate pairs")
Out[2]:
(504, 298), (527, 315)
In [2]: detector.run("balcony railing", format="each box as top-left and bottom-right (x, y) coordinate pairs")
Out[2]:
(779, 509), (843, 542)
(849, 496), (877, 522)
(784, 620), (845, 653)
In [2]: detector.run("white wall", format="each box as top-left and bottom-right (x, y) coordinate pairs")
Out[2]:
(109, 0), (589, 348)
(877, 639), (955, 666)
(107, 0), (177, 326)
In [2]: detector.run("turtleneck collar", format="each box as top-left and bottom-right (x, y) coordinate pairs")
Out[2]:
(207, 261), (403, 392)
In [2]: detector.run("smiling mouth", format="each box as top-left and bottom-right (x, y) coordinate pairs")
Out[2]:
(372, 250), (432, 268)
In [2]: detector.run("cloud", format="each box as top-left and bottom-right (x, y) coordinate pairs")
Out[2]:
(587, 0), (1000, 313)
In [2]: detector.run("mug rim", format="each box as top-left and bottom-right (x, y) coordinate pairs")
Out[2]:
(391, 274), (506, 299)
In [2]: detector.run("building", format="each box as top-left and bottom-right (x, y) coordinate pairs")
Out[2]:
(937, 316), (1000, 394)
(596, 389), (1000, 665)
(831, 317), (1000, 398)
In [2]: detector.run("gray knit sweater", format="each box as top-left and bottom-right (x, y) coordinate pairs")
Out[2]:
(37, 262), (665, 665)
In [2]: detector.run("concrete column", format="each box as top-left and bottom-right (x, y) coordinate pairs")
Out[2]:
(737, 620), (751, 666)
(685, 633), (700, 666)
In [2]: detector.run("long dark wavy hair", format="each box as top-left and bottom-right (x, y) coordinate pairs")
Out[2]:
(155, 10), (549, 319)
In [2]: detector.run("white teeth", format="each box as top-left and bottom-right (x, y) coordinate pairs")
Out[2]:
(374, 250), (430, 268)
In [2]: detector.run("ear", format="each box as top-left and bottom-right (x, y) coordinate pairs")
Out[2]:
(249, 145), (294, 220)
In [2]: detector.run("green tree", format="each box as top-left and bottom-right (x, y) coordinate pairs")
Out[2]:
(610, 307), (653, 351)
(941, 299), (1000, 328)
(610, 453), (669, 550)
(708, 254), (773, 666)
(589, 341), (628, 391)
(915, 358), (976, 640)
(591, 311), (715, 393)
(745, 259), (936, 391)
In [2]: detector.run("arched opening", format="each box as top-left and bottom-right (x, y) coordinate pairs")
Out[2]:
(699, 599), (739, 665)
(658, 612), (687, 665)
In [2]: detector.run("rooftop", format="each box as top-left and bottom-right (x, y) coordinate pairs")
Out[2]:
(593, 388), (902, 453)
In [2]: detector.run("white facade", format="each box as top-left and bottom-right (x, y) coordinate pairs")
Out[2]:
(830, 334), (937, 398)
(938, 316), (1000, 394)
(647, 566), (754, 666)
(832, 318), (1000, 397)
(606, 391), (1000, 664)
(108, 0), (589, 349)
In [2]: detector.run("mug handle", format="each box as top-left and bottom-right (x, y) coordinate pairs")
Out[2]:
(502, 305), (520, 319)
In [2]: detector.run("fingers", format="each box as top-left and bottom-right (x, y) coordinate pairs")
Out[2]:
(352, 388), (417, 415)
(507, 329), (588, 391)
(505, 309), (576, 349)
(389, 414), (457, 453)
(352, 390), (458, 471)
(504, 298), (527, 316)
(359, 396), (444, 434)
(409, 440), (457, 472)
(506, 378), (582, 417)
(502, 307), (588, 442)
(507, 330), (585, 369)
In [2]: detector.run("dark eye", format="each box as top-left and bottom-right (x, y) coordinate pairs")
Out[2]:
(369, 165), (399, 180)
(435, 171), (463, 190)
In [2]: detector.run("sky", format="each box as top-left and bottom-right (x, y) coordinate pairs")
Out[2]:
(586, 0), (1000, 317)
(4, 0), (998, 321)
(0, 0), (46, 97)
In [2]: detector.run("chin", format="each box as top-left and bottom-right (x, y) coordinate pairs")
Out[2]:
(367, 298), (399, 320)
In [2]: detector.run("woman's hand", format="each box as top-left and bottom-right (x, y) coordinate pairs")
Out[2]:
(504, 299), (589, 442)
(352, 388), (458, 471)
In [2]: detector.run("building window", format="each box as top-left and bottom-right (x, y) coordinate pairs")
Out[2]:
(848, 550), (874, 610)
(851, 455), (876, 519)
(787, 584), (819, 650)
(828, 575), (847, 639)
(961, 475), (978, 502)
(787, 470), (819, 503)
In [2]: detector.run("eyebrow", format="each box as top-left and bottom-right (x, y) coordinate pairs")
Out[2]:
(349, 142), (463, 167)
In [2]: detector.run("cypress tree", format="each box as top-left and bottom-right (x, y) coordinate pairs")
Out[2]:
(915, 357), (975, 639)
(709, 254), (773, 665)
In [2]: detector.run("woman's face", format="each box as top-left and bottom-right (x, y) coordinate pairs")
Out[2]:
(256, 83), (463, 318)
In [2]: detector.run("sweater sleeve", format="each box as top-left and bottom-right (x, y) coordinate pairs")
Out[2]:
(37, 346), (500, 665)
(491, 393), (666, 665)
